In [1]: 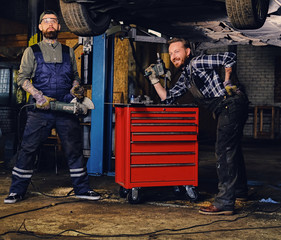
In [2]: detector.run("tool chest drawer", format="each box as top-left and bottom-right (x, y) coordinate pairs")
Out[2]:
(131, 132), (197, 142)
(130, 141), (197, 165)
(130, 165), (197, 183)
(115, 105), (199, 189)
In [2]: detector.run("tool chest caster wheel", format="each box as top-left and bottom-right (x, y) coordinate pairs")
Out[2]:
(184, 185), (199, 202)
(119, 186), (129, 198)
(173, 186), (186, 197)
(127, 187), (143, 204)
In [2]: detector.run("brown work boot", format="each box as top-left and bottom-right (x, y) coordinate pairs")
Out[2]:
(199, 205), (233, 215)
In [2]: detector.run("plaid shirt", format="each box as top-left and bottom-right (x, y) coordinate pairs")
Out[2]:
(165, 52), (236, 104)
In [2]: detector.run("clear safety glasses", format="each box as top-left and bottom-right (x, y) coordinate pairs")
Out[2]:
(41, 18), (58, 24)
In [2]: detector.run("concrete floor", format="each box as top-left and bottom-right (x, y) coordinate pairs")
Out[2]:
(0, 138), (281, 240)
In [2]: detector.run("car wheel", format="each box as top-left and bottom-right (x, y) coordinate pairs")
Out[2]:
(225, 0), (269, 29)
(59, 0), (111, 36)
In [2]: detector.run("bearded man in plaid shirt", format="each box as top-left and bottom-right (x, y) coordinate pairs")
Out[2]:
(146, 38), (249, 215)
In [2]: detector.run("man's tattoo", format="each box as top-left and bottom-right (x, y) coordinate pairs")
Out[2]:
(73, 80), (79, 86)
(22, 80), (40, 96)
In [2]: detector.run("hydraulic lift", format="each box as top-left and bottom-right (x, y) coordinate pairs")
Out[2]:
(87, 25), (167, 176)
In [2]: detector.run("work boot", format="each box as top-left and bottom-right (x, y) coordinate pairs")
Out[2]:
(75, 190), (101, 200)
(4, 193), (23, 204)
(199, 205), (234, 215)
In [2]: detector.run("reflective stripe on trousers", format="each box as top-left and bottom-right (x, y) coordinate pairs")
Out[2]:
(9, 111), (91, 196)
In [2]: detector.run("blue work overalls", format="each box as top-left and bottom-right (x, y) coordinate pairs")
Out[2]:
(9, 44), (91, 196)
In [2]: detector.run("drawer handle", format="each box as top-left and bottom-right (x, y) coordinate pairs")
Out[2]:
(131, 140), (196, 143)
(131, 163), (195, 167)
(131, 123), (197, 126)
(131, 111), (197, 114)
(131, 152), (195, 156)
(132, 132), (197, 135)
(131, 117), (195, 120)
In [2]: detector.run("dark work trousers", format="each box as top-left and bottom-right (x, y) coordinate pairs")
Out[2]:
(213, 94), (249, 211)
(9, 110), (91, 196)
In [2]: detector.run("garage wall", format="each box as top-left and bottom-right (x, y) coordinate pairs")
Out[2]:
(205, 44), (281, 138)
(237, 45), (281, 138)
(237, 45), (281, 106)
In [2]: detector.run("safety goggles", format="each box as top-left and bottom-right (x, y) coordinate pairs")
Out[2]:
(41, 18), (58, 24)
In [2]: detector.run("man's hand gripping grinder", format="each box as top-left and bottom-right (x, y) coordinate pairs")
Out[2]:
(35, 97), (95, 115)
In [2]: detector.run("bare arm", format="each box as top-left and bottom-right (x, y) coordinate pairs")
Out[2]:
(72, 79), (80, 87)
(22, 80), (41, 96)
(153, 82), (167, 101)
(224, 67), (232, 82)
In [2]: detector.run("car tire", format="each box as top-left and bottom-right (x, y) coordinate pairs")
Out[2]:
(59, 0), (111, 36)
(225, 0), (269, 29)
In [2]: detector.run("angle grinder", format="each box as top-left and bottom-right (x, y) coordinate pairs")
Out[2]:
(33, 97), (95, 115)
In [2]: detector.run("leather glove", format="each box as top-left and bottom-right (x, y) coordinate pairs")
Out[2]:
(145, 64), (160, 85)
(33, 92), (56, 110)
(70, 84), (84, 100)
(223, 80), (239, 96)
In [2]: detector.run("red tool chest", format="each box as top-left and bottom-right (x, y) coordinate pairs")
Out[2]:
(115, 105), (199, 203)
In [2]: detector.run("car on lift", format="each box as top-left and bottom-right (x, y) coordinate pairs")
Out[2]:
(59, 0), (270, 37)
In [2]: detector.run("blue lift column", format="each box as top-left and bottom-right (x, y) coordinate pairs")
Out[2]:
(87, 34), (114, 176)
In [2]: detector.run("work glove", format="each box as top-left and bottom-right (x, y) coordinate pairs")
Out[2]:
(145, 64), (160, 85)
(75, 102), (88, 115)
(33, 91), (56, 110)
(70, 84), (85, 100)
(223, 80), (240, 96)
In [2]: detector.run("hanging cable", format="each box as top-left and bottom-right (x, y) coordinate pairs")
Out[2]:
(14, 103), (76, 199)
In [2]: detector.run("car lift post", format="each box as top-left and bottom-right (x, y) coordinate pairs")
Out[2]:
(87, 26), (166, 176)
(87, 34), (114, 176)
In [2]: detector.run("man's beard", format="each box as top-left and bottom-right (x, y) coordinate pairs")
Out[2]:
(180, 57), (190, 69)
(42, 29), (58, 39)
